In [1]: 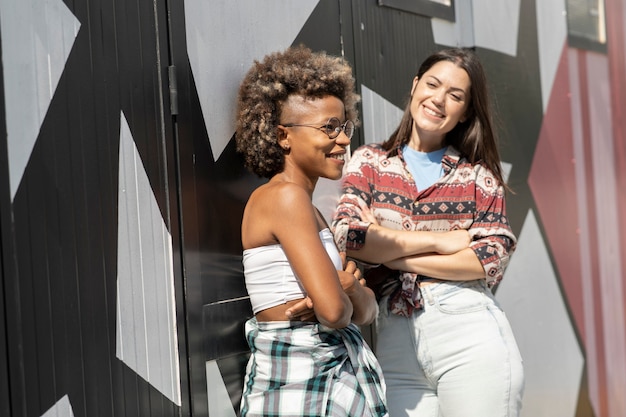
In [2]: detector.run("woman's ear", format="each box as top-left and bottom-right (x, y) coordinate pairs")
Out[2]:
(277, 126), (290, 151)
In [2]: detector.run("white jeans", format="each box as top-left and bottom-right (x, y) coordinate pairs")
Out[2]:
(376, 279), (524, 417)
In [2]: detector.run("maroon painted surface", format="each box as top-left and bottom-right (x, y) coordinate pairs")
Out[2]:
(528, 44), (584, 339)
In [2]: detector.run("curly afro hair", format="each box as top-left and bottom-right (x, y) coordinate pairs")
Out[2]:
(235, 45), (359, 178)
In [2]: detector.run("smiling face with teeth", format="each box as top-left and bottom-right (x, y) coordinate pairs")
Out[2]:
(408, 60), (471, 152)
(277, 94), (351, 190)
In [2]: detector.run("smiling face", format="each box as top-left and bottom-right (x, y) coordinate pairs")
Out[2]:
(409, 60), (471, 151)
(278, 95), (351, 185)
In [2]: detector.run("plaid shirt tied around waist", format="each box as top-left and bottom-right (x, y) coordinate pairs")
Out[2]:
(240, 318), (388, 417)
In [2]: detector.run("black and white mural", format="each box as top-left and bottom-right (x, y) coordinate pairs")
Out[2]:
(1, 1), (625, 416)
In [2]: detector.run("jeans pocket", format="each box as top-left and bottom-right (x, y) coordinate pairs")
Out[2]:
(430, 281), (489, 314)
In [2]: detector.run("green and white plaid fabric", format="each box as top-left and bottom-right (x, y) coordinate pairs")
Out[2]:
(240, 318), (388, 417)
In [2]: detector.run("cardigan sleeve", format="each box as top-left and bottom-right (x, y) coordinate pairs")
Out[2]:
(468, 165), (517, 285)
(331, 146), (376, 252)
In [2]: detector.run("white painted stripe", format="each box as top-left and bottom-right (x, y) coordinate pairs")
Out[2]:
(184, 0), (319, 160)
(360, 84), (403, 145)
(432, 0), (520, 56)
(497, 209), (583, 417)
(41, 395), (74, 417)
(535, 0), (567, 112)
(431, 0), (475, 48)
(0, 0), (80, 200)
(206, 360), (238, 417)
(116, 112), (181, 405)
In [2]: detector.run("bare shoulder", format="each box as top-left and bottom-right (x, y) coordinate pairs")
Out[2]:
(248, 181), (309, 210)
(264, 182), (317, 225)
(242, 182), (316, 248)
(269, 181), (311, 205)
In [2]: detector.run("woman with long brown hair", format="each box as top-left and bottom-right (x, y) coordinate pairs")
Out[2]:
(332, 48), (524, 417)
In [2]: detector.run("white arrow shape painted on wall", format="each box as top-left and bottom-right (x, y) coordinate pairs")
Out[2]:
(0, 0), (80, 201)
(116, 111), (181, 406)
(184, 0), (319, 161)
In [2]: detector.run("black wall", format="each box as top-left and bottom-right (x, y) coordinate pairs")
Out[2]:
(1, 0), (183, 415)
(3, 0), (600, 416)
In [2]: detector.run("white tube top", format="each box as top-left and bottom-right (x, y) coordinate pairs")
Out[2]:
(242, 228), (342, 314)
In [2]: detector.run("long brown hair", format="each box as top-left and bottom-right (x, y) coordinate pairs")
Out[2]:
(382, 48), (506, 187)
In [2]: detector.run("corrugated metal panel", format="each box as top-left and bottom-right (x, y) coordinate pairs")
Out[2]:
(1, 0), (625, 416)
(0, 0), (184, 414)
(116, 111), (181, 406)
(351, 1), (436, 110)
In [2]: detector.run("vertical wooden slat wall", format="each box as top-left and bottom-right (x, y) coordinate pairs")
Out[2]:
(0, 33), (12, 415)
(0, 0), (184, 414)
(2, 0), (626, 416)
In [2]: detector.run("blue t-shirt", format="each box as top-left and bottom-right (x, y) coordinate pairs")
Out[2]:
(402, 144), (447, 192)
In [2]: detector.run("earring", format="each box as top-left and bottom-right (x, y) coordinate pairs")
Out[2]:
(283, 144), (290, 151)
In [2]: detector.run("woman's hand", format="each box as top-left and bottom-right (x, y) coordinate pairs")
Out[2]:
(338, 252), (378, 325)
(358, 199), (379, 225)
(285, 297), (315, 321)
(285, 252), (367, 321)
(337, 253), (366, 295)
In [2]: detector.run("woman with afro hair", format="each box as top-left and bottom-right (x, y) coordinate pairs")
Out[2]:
(236, 45), (387, 417)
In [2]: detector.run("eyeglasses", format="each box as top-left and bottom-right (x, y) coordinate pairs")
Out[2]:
(280, 117), (355, 140)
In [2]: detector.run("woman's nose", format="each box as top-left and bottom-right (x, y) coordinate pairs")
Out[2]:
(335, 130), (351, 146)
(432, 89), (445, 105)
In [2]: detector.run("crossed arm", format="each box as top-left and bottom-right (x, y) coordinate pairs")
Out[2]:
(345, 202), (485, 280)
(286, 252), (378, 326)
(285, 202), (482, 324)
